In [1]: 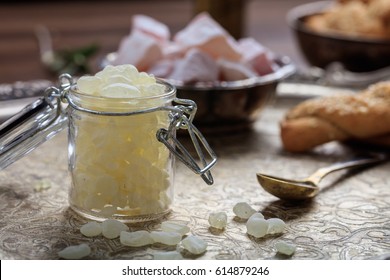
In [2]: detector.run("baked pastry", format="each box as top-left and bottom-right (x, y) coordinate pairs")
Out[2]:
(280, 81), (390, 152)
(306, 0), (390, 39)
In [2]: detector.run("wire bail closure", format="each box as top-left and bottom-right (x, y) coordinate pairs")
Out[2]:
(46, 74), (217, 185)
(156, 98), (217, 185)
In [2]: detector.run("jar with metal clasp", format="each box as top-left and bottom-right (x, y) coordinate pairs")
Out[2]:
(0, 73), (217, 223)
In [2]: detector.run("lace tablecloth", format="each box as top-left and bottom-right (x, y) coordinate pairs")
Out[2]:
(0, 98), (389, 260)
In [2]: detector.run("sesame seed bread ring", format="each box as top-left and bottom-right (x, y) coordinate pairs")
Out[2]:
(280, 81), (390, 152)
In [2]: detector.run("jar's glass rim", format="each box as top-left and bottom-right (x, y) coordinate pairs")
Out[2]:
(69, 78), (176, 101)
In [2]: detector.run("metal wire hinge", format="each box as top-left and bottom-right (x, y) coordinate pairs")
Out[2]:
(44, 73), (73, 109)
(157, 98), (217, 185)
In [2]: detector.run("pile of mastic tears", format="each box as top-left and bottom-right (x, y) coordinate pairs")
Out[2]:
(58, 202), (296, 260)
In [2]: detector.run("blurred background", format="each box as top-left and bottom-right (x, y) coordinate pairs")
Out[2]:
(0, 0), (313, 83)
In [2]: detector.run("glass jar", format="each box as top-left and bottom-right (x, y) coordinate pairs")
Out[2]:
(67, 81), (176, 222)
(0, 74), (216, 223)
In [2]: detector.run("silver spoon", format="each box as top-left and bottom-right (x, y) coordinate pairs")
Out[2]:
(257, 153), (387, 201)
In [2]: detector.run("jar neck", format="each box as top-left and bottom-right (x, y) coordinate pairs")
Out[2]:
(67, 80), (176, 114)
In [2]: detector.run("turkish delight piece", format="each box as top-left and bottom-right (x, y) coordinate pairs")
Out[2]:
(147, 59), (175, 78)
(132, 14), (170, 42)
(174, 12), (242, 61)
(168, 48), (219, 83)
(238, 38), (277, 76)
(218, 59), (258, 81)
(162, 42), (186, 59)
(113, 30), (163, 71)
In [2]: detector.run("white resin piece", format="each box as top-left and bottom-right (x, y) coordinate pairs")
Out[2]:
(58, 244), (91, 260)
(101, 219), (129, 239)
(150, 231), (182, 246)
(153, 251), (183, 260)
(161, 221), (190, 236)
(100, 83), (141, 98)
(80, 221), (102, 237)
(208, 212), (228, 229)
(76, 76), (102, 94)
(248, 212), (264, 220)
(99, 206), (117, 218)
(120, 231), (154, 247)
(34, 179), (52, 192)
(266, 218), (286, 235)
(275, 241), (296, 256)
(233, 202), (257, 219)
(181, 235), (207, 255)
(246, 215), (268, 238)
(77, 64), (165, 98)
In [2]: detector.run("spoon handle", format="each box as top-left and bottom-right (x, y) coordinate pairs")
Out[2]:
(305, 153), (387, 185)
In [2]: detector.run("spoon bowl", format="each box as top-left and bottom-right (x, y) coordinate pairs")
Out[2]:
(257, 153), (387, 201)
(257, 174), (319, 200)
